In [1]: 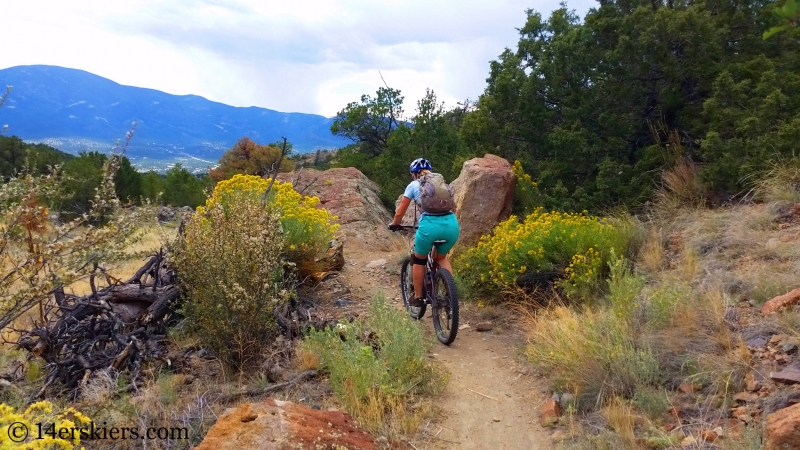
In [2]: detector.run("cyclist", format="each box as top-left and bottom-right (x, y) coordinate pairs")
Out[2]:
(388, 158), (460, 307)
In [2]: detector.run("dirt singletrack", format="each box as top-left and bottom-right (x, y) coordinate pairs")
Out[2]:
(338, 239), (553, 449)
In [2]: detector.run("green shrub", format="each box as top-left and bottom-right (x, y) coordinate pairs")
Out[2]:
(456, 208), (634, 301)
(173, 187), (287, 370)
(301, 296), (444, 434)
(642, 281), (693, 330)
(606, 252), (646, 322)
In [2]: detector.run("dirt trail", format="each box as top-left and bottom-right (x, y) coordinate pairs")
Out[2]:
(339, 242), (553, 449)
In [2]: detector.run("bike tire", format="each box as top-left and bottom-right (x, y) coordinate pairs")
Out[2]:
(400, 256), (426, 320)
(432, 268), (459, 345)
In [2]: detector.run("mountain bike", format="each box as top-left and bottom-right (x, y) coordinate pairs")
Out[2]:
(389, 225), (459, 345)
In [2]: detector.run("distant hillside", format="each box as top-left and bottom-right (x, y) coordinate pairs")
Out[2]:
(0, 65), (349, 172)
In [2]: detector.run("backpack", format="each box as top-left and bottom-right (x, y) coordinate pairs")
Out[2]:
(419, 172), (454, 214)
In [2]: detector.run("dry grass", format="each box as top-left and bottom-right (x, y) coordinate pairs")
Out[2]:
(601, 398), (637, 448)
(750, 157), (800, 203)
(652, 157), (706, 216)
(639, 227), (665, 273)
(294, 346), (320, 371)
(525, 306), (659, 408)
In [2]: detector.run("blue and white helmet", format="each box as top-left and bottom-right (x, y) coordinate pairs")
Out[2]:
(409, 158), (432, 174)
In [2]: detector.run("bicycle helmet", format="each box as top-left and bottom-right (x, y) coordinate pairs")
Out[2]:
(409, 158), (432, 174)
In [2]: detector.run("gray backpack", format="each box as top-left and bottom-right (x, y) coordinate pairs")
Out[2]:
(419, 173), (454, 214)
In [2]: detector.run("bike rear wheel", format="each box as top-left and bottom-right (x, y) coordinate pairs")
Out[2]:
(400, 256), (426, 320)
(432, 268), (459, 345)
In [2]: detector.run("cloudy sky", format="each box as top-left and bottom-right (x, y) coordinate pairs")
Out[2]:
(3, 0), (596, 117)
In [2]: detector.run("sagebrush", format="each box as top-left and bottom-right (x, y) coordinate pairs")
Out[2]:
(173, 187), (287, 370)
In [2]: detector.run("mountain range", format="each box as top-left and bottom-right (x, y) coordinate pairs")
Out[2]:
(0, 65), (349, 172)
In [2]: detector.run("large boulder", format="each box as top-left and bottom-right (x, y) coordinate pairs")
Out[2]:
(195, 398), (377, 450)
(277, 168), (402, 251)
(450, 154), (515, 247)
(765, 402), (800, 450)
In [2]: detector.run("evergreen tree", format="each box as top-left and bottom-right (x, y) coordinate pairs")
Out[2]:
(163, 164), (205, 208)
(114, 157), (143, 205)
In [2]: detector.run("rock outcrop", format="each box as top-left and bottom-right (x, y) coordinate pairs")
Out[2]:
(194, 398), (377, 450)
(277, 168), (402, 251)
(450, 154), (515, 247)
(765, 402), (800, 450)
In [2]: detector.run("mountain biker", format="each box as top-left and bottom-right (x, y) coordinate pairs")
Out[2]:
(388, 158), (460, 307)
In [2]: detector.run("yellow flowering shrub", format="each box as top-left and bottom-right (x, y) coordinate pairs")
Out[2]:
(456, 207), (631, 301)
(0, 401), (92, 449)
(199, 174), (339, 264)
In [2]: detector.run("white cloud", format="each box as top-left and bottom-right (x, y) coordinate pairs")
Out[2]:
(1, 0), (597, 116)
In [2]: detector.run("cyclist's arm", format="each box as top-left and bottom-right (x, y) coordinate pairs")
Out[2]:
(390, 196), (412, 226)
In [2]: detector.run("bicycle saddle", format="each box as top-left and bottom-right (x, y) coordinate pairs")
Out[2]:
(433, 239), (447, 245)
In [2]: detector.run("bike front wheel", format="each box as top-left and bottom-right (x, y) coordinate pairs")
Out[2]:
(400, 256), (426, 320)
(432, 268), (459, 345)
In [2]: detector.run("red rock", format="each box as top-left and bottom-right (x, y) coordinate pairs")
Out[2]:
(679, 382), (695, 394)
(761, 288), (800, 314)
(731, 406), (750, 422)
(194, 398), (377, 450)
(540, 398), (561, 427)
(733, 391), (759, 403)
(700, 429), (719, 442)
(276, 168), (401, 251)
(669, 406), (681, 417)
(770, 368), (800, 384)
(765, 403), (800, 450)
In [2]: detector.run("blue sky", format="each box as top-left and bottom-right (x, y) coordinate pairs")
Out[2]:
(3, 0), (596, 117)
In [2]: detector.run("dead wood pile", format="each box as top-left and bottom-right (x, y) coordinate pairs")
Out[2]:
(15, 251), (179, 398)
(13, 241), (349, 398)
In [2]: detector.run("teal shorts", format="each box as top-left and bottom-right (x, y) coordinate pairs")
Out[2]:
(415, 213), (460, 256)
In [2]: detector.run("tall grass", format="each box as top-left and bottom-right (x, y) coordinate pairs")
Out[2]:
(750, 157), (800, 203)
(525, 306), (659, 409)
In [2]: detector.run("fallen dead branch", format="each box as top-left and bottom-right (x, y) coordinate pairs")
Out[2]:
(218, 370), (319, 403)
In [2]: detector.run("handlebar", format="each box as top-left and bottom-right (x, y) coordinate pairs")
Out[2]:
(388, 224), (417, 231)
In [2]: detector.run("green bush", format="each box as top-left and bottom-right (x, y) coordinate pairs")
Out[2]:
(606, 252), (646, 322)
(172, 188), (287, 370)
(301, 296), (443, 434)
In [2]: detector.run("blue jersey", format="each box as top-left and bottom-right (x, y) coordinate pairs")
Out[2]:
(403, 180), (421, 203)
